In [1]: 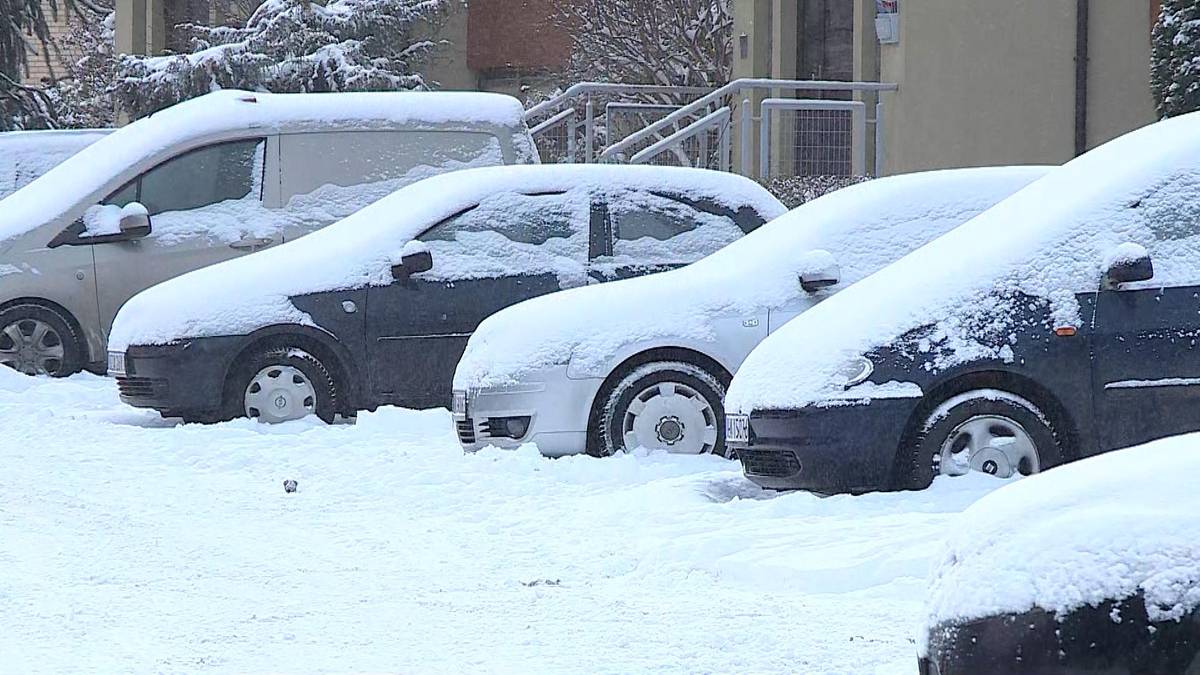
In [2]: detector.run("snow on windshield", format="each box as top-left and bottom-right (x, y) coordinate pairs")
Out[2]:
(0, 89), (528, 245)
(725, 112), (1200, 414)
(918, 436), (1200, 655)
(108, 166), (783, 350)
(0, 130), (109, 201)
(454, 167), (1047, 390)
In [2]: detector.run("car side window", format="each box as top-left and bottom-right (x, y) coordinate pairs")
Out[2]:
(601, 189), (745, 266)
(415, 190), (590, 281)
(135, 140), (264, 216)
(1126, 168), (1200, 288)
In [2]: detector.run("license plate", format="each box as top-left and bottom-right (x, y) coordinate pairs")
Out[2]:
(726, 414), (750, 444)
(452, 390), (468, 415)
(107, 351), (126, 375)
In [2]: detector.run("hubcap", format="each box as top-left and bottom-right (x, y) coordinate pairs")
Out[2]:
(936, 415), (1040, 478)
(244, 365), (317, 423)
(622, 381), (718, 454)
(0, 319), (65, 375)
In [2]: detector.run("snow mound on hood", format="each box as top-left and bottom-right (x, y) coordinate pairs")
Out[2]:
(454, 166), (1048, 390)
(0, 89), (528, 244)
(0, 129), (109, 201)
(918, 436), (1200, 654)
(108, 165), (782, 350)
(726, 112), (1200, 413)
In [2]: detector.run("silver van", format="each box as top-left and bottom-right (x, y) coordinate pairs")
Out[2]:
(0, 89), (537, 376)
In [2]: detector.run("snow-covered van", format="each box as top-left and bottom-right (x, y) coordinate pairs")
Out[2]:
(0, 129), (110, 201)
(106, 165), (785, 424)
(451, 167), (1048, 458)
(725, 111), (1200, 494)
(0, 89), (536, 376)
(918, 437), (1200, 674)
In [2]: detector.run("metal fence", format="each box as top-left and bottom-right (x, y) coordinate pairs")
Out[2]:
(523, 78), (896, 179)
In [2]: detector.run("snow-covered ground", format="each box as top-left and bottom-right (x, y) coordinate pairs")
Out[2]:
(0, 372), (1010, 673)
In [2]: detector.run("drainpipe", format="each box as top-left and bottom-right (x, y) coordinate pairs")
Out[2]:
(1074, 0), (1090, 156)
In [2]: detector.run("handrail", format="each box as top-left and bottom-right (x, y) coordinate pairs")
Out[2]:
(528, 108), (576, 137)
(599, 78), (898, 162)
(524, 82), (715, 121)
(629, 106), (731, 166)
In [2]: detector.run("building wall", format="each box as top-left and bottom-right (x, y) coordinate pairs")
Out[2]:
(878, 0), (1156, 174)
(22, 1), (75, 85)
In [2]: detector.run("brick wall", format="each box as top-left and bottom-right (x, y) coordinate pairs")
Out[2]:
(466, 0), (570, 75)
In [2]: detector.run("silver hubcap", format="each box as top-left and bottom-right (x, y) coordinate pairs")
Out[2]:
(622, 381), (718, 454)
(937, 415), (1041, 478)
(0, 319), (65, 375)
(244, 365), (317, 423)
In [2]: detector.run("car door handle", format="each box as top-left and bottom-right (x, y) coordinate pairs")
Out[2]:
(229, 236), (276, 251)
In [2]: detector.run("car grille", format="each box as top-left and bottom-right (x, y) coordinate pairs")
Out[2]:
(739, 449), (802, 478)
(456, 417), (478, 445)
(116, 376), (167, 400)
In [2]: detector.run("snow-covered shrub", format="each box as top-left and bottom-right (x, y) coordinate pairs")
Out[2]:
(112, 0), (450, 120)
(1152, 0), (1200, 118)
(760, 175), (872, 208)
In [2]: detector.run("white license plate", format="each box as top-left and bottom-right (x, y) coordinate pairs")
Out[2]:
(107, 351), (126, 375)
(452, 390), (468, 415)
(726, 414), (750, 444)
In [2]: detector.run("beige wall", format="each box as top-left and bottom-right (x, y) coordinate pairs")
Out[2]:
(879, 0), (1156, 174)
(22, 1), (75, 85)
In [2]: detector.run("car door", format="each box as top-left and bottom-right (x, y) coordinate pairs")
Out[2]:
(588, 189), (752, 281)
(364, 190), (591, 409)
(87, 138), (275, 334)
(1091, 170), (1200, 451)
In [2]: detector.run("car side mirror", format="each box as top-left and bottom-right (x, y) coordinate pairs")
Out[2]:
(799, 249), (841, 293)
(1103, 244), (1153, 288)
(391, 244), (433, 281)
(117, 203), (151, 238)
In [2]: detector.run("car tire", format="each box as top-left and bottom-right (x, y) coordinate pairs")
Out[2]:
(224, 346), (339, 424)
(593, 361), (730, 458)
(0, 303), (84, 377)
(903, 389), (1063, 489)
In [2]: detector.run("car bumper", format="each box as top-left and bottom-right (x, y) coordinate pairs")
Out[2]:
(114, 338), (242, 416)
(730, 397), (919, 493)
(454, 366), (602, 457)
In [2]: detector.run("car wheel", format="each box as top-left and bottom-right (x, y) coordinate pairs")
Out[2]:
(905, 389), (1063, 489)
(0, 303), (84, 377)
(594, 361), (730, 458)
(228, 346), (339, 424)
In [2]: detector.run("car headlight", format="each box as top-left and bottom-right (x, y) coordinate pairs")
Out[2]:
(835, 357), (874, 389)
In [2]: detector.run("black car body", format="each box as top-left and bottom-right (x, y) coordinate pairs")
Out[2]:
(109, 165), (785, 422)
(724, 111), (1200, 493)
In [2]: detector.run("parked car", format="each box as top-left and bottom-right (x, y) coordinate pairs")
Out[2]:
(451, 167), (1049, 458)
(725, 111), (1200, 493)
(0, 88), (535, 377)
(0, 129), (110, 201)
(107, 165), (786, 424)
(918, 436), (1200, 674)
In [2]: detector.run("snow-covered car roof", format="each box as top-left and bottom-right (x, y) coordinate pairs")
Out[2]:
(0, 89), (530, 245)
(107, 164), (784, 350)
(726, 112), (1200, 414)
(0, 129), (110, 201)
(453, 166), (1048, 390)
(917, 436), (1200, 656)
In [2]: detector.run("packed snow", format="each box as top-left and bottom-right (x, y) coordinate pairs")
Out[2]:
(108, 166), (783, 350)
(726, 112), (1200, 414)
(0, 89), (533, 245)
(455, 167), (1047, 391)
(0, 129), (109, 201)
(918, 436), (1200, 655)
(0, 371), (1018, 672)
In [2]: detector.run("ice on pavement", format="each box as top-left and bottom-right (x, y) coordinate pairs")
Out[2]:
(1, 373), (1008, 672)
(727, 111), (1200, 414)
(919, 436), (1200, 655)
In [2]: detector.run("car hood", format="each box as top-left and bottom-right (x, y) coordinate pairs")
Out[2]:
(454, 166), (1051, 390)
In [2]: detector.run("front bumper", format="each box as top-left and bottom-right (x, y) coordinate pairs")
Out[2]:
(731, 397), (919, 493)
(114, 337), (242, 416)
(454, 366), (602, 457)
